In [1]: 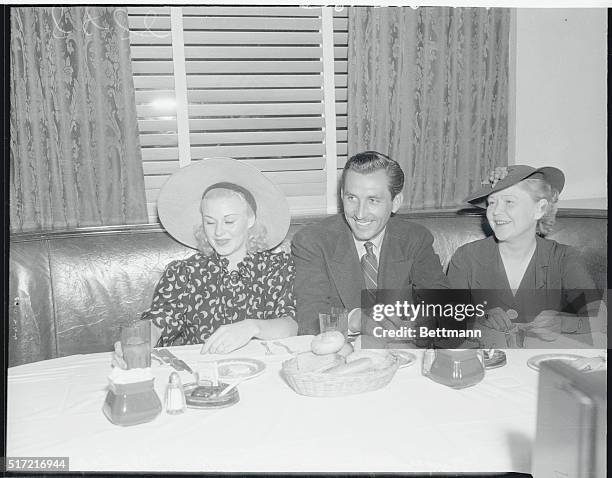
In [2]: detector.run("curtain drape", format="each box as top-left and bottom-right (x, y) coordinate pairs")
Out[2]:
(348, 7), (510, 209)
(10, 7), (147, 232)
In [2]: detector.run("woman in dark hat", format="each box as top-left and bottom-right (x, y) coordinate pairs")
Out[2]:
(141, 157), (296, 354)
(447, 165), (603, 343)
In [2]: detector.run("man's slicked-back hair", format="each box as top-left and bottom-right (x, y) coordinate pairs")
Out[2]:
(341, 151), (405, 199)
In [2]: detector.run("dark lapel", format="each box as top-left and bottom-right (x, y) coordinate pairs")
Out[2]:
(531, 235), (551, 290)
(471, 236), (503, 287)
(329, 218), (364, 309)
(513, 236), (553, 317)
(378, 217), (413, 289)
(472, 236), (517, 309)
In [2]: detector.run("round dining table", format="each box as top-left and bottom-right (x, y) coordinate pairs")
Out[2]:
(6, 336), (604, 473)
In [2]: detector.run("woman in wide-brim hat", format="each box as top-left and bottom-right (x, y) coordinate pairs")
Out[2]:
(447, 165), (603, 344)
(141, 157), (296, 354)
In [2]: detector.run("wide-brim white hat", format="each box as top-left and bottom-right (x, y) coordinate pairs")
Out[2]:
(157, 158), (290, 250)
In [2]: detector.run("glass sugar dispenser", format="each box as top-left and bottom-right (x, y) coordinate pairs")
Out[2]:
(103, 320), (162, 426)
(103, 367), (162, 426)
(422, 349), (485, 389)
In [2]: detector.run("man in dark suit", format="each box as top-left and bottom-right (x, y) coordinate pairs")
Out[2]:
(292, 151), (450, 336)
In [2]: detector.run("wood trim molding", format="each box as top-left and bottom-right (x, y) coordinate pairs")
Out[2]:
(10, 208), (607, 243)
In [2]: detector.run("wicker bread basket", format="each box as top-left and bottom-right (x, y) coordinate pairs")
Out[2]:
(281, 352), (400, 397)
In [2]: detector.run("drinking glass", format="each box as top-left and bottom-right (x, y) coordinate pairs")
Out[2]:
(479, 323), (525, 349)
(330, 307), (349, 337)
(319, 313), (338, 333)
(505, 324), (525, 348)
(319, 308), (349, 336)
(120, 320), (151, 369)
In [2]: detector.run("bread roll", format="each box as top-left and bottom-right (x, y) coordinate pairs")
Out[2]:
(296, 352), (343, 372)
(325, 357), (374, 375)
(311, 331), (345, 355)
(337, 342), (354, 357)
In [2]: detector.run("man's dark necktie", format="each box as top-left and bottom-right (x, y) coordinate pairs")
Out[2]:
(361, 241), (378, 297)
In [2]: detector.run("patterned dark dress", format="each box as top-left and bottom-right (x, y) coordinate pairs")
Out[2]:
(142, 250), (295, 346)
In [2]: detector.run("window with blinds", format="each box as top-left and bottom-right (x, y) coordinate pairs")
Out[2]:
(128, 6), (348, 221)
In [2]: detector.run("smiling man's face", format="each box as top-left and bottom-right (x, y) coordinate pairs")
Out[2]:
(341, 169), (403, 241)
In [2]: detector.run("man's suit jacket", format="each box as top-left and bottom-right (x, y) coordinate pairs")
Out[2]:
(291, 214), (450, 335)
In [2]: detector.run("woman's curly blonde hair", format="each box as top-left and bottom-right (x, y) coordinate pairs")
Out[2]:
(193, 188), (270, 256)
(517, 178), (560, 236)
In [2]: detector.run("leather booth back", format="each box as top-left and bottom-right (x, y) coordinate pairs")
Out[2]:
(9, 210), (607, 366)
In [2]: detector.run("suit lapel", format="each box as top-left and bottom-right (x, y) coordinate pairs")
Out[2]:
(329, 221), (363, 309)
(378, 219), (412, 290)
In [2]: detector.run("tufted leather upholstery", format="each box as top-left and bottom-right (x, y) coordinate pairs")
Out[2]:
(9, 210), (607, 366)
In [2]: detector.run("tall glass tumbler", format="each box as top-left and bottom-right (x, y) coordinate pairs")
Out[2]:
(330, 307), (349, 337)
(120, 320), (151, 369)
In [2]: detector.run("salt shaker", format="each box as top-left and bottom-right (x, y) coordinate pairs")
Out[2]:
(165, 372), (186, 414)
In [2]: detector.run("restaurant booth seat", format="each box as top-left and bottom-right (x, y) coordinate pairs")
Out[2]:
(8, 209), (607, 366)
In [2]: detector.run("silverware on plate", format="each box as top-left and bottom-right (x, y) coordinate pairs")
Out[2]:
(272, 341), (296, 354)
(260, 341), (273, 355)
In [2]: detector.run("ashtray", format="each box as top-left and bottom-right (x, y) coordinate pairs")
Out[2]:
(483, 349), (507, 369)
(183, 381), (240, 409)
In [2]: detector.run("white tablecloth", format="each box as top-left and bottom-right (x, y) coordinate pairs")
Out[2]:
(6, 338), (604, 473)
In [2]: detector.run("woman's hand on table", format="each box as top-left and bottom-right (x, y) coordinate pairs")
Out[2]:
(201, 320), (259, 354)
(526, 310), (562, 341)
(478, 307), (513, 331)
(111, 341), (128, 369)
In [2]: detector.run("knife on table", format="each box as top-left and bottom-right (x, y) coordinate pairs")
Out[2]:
(152, 349), (193, 374)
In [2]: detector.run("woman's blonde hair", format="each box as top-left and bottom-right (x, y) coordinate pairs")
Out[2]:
(194, 188), (269, 256)
(517, 178), (560, 236)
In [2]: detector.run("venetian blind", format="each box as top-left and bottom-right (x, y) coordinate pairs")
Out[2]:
(128, 6), (348, 221)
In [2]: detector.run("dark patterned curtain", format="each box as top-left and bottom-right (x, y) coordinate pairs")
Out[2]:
(348, 7), (510, 209)
(10, 7), (148, 232)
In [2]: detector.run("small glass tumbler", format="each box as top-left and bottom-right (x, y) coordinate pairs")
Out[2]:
(505, 325), (525, 348)
(330, 307), (349, 337)
(120, 320), (151, 369)
(319, 313), (339, 333)
(480, 324), (524, 349)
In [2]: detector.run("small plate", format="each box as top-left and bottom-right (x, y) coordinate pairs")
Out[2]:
(527, 353), (585, 371)
(389, 350), (417, 368)
(215, 358), (266, 380)
(183, 382), (240, 409)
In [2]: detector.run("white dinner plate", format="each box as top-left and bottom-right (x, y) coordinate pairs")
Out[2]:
(215, 358), (266, 380)
(526, 353), (585, 371)
(389, 350), (417, 368)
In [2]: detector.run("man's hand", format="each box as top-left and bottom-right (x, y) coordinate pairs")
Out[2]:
(201, 320), (260, 354)
(362, 311), (405, 336)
